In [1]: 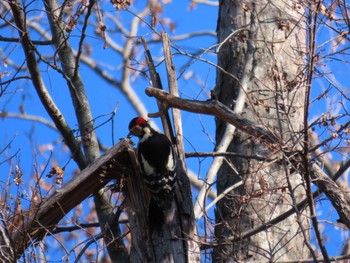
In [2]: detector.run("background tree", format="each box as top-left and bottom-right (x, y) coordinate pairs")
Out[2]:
(1, 0), (350, 262)
(212, 1), (309, 261)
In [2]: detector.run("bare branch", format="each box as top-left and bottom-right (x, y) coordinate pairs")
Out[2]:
(44, 0), (99, 163)
(147, 30), (217, 44)
(191, 0), (218, 6)
(304, 2), (330, 261)
(332, 158), (350, 182)
(311, 163), (350, 229)
(145, 88), (280, 143)
(74, 0), (96, 78)
(185, 151), (276, 161)
(161, 32), (186, 161)
(43, 0), (127, 260)
(0, 76), (31, 86)
(142, 37), (173, 137)
(8, 0), (87, 168)
(0, 35), (52, 45)
(0, 112), (57, 131)
(193, 122), (236, 218)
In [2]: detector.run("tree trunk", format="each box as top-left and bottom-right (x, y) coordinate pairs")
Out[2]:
(125, 148), (196, 263)
(214, 1), (310, 261)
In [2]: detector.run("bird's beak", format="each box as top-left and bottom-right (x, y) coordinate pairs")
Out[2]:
(127, 131), (133, 138)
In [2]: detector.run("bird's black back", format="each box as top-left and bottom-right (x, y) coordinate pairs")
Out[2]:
(138, 131), (174, 175)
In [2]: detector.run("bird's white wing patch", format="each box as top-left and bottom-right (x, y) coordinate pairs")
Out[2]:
(140, 153), (155, 175)
(166, 148), (175, 171)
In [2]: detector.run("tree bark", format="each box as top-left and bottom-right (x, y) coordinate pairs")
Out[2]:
(214, 1), (310, 261)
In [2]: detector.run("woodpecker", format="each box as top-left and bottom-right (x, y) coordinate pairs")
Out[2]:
(128, 117), (176, 226)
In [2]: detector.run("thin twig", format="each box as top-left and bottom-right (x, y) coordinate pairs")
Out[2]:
(282, 253), (350, 263)
(0, 76), (31, 85)
(333, 158), (350, 181)
(304, 2), (330, 262)
(74, 233), (104, 263)
(74, 0), (96, 78)
(185, 151), (276, 161)
(0, 36), (52, 45)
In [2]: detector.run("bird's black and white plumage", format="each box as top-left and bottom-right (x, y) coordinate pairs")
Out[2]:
(128, 117), (176, 226)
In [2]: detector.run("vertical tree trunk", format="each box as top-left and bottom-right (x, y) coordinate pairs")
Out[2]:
(214, 1), (309, 261)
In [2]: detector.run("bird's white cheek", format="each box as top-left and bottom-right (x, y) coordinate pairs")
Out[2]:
(139, 127), (152, 143)
(140, 154), (154, 175)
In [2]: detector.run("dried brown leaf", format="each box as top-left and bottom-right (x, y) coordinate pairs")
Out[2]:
(110, 0), (131, 10)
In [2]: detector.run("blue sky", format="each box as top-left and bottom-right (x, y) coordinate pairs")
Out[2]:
(1, 0), (349, 260)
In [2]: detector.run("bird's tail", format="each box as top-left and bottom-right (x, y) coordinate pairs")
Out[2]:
(148, 192), (175, 229)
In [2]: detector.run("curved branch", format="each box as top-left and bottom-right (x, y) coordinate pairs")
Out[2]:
(196, 180), (243, 220)
(0, 112), (57, 131)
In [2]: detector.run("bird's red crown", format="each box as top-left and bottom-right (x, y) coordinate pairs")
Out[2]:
(129, 117), (147, 129)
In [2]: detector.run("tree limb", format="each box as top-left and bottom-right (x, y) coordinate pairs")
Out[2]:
(145, 88), (280, 144)
(311, 163), (350, 229)
(44, 0), (99, 163)
(0, 112), (57, 131)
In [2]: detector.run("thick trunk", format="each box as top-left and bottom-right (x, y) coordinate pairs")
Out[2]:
(214, 1), (309, 261)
